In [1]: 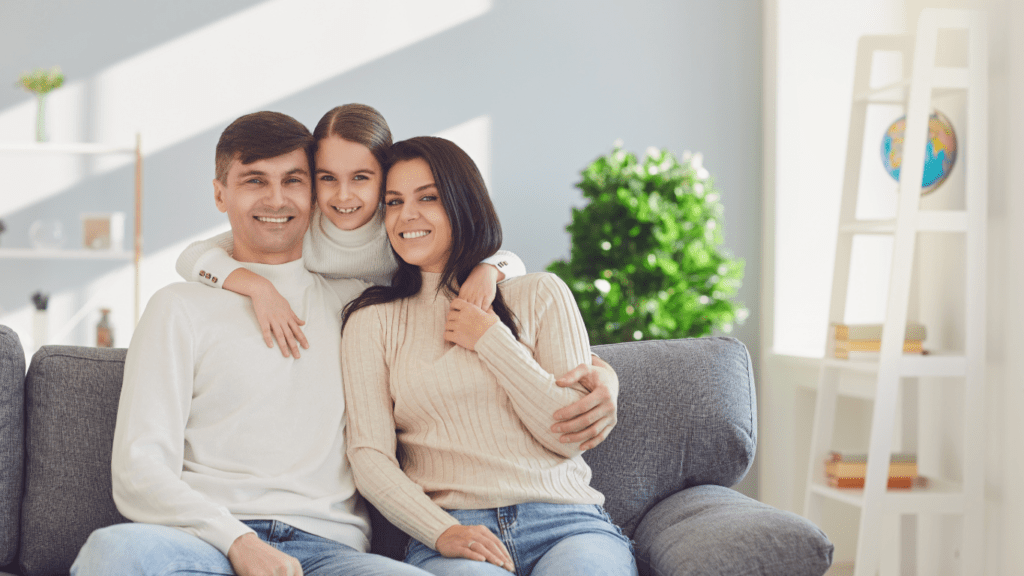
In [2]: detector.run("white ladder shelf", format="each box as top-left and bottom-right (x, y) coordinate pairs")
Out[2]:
(803, 9), (987, 576)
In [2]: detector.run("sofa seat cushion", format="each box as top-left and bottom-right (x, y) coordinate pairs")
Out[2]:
(21, 346), (129, 576)
(634, 485), (834, 576)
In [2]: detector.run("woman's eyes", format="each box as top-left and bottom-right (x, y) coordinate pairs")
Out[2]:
(385, 194), (437, 206)
(385, 198), (402, 206)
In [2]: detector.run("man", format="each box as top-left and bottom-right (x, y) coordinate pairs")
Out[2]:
(72, 111), (618, 576)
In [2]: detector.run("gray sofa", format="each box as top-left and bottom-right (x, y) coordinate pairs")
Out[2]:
(0, 324), (832, 575)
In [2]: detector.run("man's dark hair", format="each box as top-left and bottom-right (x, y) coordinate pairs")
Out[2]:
(215, 111), (315, 185)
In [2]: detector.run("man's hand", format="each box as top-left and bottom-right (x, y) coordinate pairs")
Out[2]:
(227, 533), (303, 576)
(457, 263), (503, 310)
(436, 524), (515, 573)
(445, 298), (499, 351)
(552, 355), (619, 450)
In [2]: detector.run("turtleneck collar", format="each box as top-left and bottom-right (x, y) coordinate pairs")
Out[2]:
(315, 205), (386, 248)
(417, 271), (454, 302)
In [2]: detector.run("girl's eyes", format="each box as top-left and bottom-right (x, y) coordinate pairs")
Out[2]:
(318, 174), (337, 182)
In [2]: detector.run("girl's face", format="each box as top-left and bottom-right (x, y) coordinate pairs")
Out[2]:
(384, 158), (452, 273)
(315, 136), (382, 231)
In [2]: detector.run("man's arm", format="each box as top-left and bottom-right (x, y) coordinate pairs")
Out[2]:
(552, 355), (619, 450)
(111, 289), (255, 555)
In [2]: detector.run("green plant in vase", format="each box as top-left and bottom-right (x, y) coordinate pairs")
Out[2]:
(16, 66), (65, 142)
(548, 143), (746, 345)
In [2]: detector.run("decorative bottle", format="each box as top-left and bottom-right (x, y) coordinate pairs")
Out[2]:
(96, 309), (114, 348)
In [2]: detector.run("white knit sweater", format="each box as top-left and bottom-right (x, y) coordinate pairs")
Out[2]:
(113, 259), (371, 554)
(341, 272), (604, 550)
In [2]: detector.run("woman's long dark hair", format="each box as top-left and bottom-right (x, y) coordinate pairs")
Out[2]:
(342, 136), (519, 340)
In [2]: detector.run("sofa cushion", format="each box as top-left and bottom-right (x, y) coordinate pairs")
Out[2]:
(21, 346), (129, 576)
(585, 337), (756, 538)
(633, 485), (834, 576)
(0, 326), (26, 568)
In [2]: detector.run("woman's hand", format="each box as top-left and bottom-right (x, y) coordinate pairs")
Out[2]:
(552, 355), (619, 449)
(457, 263), (502, 310)
(249, 277), (308, 358)
(445, 298), (499, 351)
(436, 525), (515, 572)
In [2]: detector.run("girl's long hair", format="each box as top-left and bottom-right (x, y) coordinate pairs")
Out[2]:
(341, 136), (519, 340)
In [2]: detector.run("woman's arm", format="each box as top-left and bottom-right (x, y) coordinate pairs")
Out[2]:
(341, 307), (461, 549)
(445, 273), (591, 458)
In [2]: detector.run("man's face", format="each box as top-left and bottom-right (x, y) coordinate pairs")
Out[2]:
(213, 148), (312, 264)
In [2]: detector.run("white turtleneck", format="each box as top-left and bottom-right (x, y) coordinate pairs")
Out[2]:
(113, 258), (370, 555)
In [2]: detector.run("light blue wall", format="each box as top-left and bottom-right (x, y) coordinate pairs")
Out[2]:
(0, 0), (762, 494)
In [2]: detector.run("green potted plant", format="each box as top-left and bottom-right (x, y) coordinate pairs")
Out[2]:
(16, 66), (65, 142)
(548, 143), (746, 345)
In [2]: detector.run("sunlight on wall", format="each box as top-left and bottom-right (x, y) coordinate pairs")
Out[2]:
(434, 114), (493, 192)
(0, 0), (493, 352)
(0, 0), (492, 216)
(772, 0), (905, 356)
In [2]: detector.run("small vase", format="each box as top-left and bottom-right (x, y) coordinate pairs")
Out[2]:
(96, 308), (114, 348)
(35, 94), (48, 142)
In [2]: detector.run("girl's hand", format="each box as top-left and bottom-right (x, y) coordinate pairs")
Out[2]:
(251, 280), (308, 358)
(445, 298), (499, 351)
(458, 263), (502, 310)
(436, 525), (515, 572)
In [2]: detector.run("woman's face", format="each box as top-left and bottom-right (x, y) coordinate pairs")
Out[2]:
(384, 158), (452, 273)
(315, 136), (382, 231)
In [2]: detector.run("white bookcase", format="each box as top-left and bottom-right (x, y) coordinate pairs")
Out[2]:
(801, 9), (987, 575)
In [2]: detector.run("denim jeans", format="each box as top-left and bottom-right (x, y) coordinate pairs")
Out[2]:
(71, 519), (429, 576)
(405, 503), (637, 576)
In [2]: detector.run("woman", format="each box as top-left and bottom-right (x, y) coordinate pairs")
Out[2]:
(174, 104), (522, 356)
(341, 136), (637, 576)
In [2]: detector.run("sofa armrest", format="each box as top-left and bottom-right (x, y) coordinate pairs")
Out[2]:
(633, 485), (833, 576)
(0, 325), (26, 569)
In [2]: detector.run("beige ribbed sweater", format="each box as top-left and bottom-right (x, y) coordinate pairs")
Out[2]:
(342, 272), (605, 549)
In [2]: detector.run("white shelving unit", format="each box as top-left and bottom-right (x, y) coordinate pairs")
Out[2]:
(0, 135), (144, 331)
(802, 9), (986, 576)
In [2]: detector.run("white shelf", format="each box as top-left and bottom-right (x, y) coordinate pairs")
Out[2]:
(838, 211), (968, 234)
(821, 352), (967, 378)
(0, 142), (136, 155)
(0, 248), (134, 260)
(809, 478), (965, 514)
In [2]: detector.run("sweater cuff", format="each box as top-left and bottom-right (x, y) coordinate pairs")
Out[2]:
(483, 250), (525, 281)
(198, 515), (257, 556)
(191, 249), (243, 289)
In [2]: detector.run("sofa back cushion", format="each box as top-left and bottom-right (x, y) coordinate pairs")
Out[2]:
(0, 326), (26, 568)
(585, 337), (756, 537)
(21, 346), (128, 576)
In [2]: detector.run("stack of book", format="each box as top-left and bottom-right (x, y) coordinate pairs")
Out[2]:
(825, 451), (919, 489)
(828, 322), (927, 359)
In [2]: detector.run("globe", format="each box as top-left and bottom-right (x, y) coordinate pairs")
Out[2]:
(881, 110), (957, 195)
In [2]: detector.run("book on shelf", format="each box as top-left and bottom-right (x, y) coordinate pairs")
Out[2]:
(828, 476), (915, 489)
(825, 451), (920, 489)
(830, 322), (927, 342)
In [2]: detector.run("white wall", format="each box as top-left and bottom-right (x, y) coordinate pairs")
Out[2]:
(0, 1), (764, 491)
(762, 0), (1024, 572)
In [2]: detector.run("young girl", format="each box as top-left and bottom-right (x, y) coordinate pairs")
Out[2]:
(175, 104), (523, 356)
(341, 136), (637, 576)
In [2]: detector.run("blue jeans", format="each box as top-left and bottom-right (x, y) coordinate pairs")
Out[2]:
(405, 504), (637, 576)
(71, 520), (429, 576)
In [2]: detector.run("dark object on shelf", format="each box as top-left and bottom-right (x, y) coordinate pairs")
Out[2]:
(30, 292), (49, 311)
